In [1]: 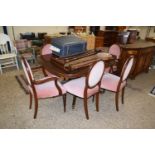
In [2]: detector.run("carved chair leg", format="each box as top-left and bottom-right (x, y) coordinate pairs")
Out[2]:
(72, 96), (77, 109)
(29, 92), (33, 109)
(34, 97), (38, 119)
(63, 94), (66, 112)
(95, 92), (99, 112)
(122, 87), (125, 104)
(83, 97), (89, 120)
(115, 92), (119, 111)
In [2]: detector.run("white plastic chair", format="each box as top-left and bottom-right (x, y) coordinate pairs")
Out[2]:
(0, 33), (19, 74)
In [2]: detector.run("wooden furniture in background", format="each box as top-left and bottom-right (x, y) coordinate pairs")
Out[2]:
(95, 36), (104, 48)
(119, 40), (155, 79)
(146, 37), (155, 43)
(78, 34), (95, 50)
(97, 30), (118, 47)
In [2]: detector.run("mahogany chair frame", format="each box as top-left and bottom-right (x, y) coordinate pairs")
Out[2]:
(68, 60), (105, 120)
(108, 44), (121, 74)
(21, 57), (66, 119)
(102, 56), (134, 111)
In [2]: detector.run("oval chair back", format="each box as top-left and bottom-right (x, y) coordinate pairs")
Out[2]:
(87, 61), (105, 88)
(120, 56), (134, 82)
(41, 44), (52, 55)
(109, 44), (121, 59)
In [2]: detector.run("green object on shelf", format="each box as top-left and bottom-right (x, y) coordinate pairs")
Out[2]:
(32, 40), (43, 47)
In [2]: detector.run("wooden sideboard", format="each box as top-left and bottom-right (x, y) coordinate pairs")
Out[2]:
(145, 37), (155, 43)
(119, 40), (155, 79)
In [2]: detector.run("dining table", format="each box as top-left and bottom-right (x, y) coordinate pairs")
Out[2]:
(40, 50), (115, 80)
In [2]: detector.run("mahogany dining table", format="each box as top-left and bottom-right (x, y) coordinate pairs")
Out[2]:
(40, 51), (115, 80)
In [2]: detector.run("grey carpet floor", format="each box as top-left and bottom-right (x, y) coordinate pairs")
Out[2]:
(0, 68), (155, 129)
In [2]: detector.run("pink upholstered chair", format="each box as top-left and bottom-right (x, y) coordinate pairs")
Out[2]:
(41, 44), (53, 55)
(41, 44), (58, 77)
(21, 57), (66, 119)
(106, 44), (121, 73)
(101, 56), (134, 111)
(64, 61), (105, 120)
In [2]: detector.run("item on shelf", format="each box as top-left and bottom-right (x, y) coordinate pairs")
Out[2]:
(51, 35), (87, 57)
(117, 31), (130, 44)
(89, 26), (100, 36)
(77, 34), (95, 50)
(20, 32), (35, 40)
(38, 32), (47, 39)
(127, 29), (138, 44)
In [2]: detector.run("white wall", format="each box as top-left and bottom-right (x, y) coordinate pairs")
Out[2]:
(7, 26), (68, 40)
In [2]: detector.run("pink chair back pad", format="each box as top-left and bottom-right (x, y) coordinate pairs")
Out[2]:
(101, 73), (126, 92)
(35, 80), (66, 99)
(122, 57), (134, 81)
(109, 44), (121, 59)
(41, 44), (52, 55)
(88, 61), (104, 87)
(64, 77), (99, 98)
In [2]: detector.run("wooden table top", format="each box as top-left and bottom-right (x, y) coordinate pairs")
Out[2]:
(40, 54), (90, 80)
(40, 51), (114, 80)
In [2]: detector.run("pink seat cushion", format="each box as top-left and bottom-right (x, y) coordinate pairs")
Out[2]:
(64, 77), (99, 98)
(34, 80), (66, 99)
(101, 73), (126, 92)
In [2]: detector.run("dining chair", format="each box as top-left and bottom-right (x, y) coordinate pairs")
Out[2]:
(21, 57), (66, 119)
(64, 60), (105, 120)
(106, 44), (121, 73)
(101, 56), (134, 111)
(41, 44), (58, 77)
(0, 33), (19, 74)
